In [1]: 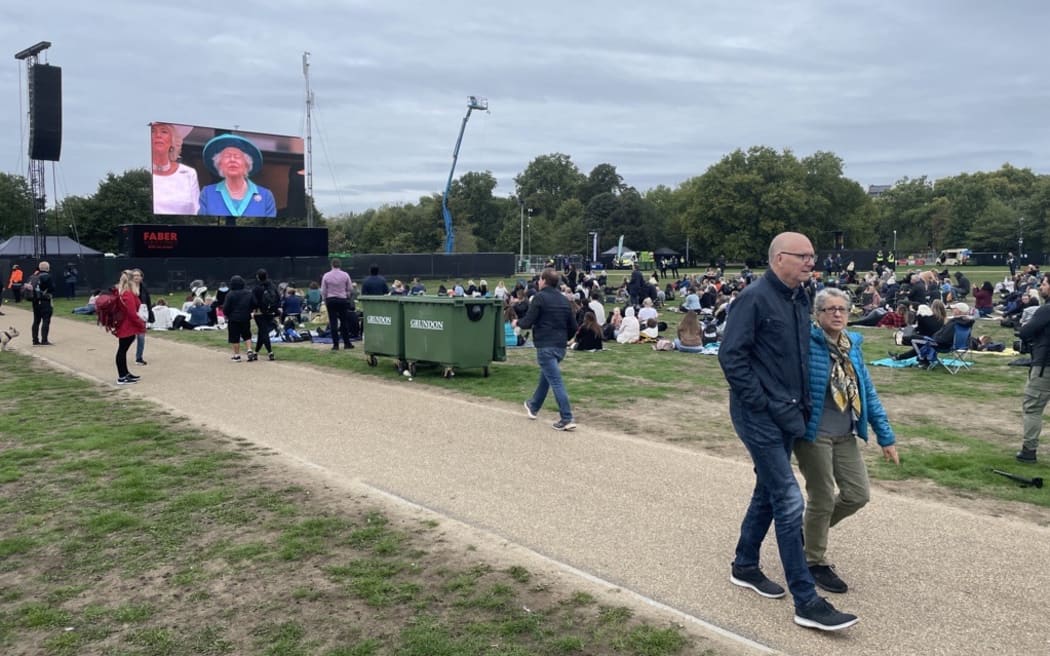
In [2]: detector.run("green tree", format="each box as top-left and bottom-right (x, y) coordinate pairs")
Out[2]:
(514, 153), (586, 219)
(872, 176), (936, 254)
(578, 163), (624, 206)
(676, 147), (809, 263)
(57, 169), (152, 253)
(551, 198), (587, 255)
(446, 171), (501, 251)
(0, 172), (33, 238)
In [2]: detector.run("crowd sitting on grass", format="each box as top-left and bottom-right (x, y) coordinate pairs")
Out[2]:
(102, 258), (1037, 362)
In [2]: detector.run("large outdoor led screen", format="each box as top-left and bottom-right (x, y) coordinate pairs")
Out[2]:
(150, 122), (306, 219)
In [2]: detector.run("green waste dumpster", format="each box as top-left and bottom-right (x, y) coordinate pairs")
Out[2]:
(401, 296), (506, 378)
(359, 295), (406, 372)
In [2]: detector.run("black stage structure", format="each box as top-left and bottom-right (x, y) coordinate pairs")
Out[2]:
(2, 221), (515, 297)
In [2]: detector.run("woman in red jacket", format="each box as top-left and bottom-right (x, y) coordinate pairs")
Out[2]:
(114, 270), (147, 385)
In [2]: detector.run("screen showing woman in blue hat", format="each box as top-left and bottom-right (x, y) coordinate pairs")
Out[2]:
(198, 134), (277, 217)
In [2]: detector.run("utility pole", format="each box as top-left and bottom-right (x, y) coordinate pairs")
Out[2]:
(302, 51), (314, 227)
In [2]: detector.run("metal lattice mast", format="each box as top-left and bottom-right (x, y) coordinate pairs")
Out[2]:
(15, 41), (52, 258)
(303, 52), (314, 227)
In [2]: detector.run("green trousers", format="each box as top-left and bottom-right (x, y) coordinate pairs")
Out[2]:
(794, 433), (870, 566)
(1022, 368), (1050, 452)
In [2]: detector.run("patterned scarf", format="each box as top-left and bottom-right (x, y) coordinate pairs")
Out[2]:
(825, 331), (861, 417)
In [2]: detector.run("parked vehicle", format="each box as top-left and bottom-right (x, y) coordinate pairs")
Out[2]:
(937, 248), (971, 266)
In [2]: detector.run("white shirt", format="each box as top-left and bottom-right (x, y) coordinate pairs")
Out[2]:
(152, 164), (200, 215)
(588, 299), (606, 326)
(151, 305), (177, 330)
(638, 306), (658, 323)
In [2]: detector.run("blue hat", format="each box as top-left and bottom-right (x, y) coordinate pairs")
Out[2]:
(202, 134), (264, 177)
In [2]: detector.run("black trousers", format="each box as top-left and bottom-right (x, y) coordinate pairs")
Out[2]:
(116, 335), (135, 377)
(254, 314), (275, 353)
(31, 300), (53, 343)
(325, 298), (352, 346)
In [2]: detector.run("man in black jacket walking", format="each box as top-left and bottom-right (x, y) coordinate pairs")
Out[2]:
(518, 268), (578, 431)
(718, 232), (858, 632)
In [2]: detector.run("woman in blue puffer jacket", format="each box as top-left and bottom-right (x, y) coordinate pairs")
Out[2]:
(794, 287), (900, 595)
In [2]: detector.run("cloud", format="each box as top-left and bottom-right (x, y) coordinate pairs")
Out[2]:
(2, 1), (1049, 215)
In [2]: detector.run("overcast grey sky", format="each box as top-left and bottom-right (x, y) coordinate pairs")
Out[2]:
(3, 1), (1048, 216)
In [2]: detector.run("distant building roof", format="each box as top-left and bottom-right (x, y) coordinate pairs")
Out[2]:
(867, 184), (892, 197)
(0, 235), (104, 257)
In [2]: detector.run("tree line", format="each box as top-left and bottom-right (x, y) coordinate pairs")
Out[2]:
(2, 147), (1047, 262)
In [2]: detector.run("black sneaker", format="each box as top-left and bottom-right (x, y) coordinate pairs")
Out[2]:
(730, 565), (786, 599)
(794, 597), (858, 631)
(124, 373), (141, 381)
(809, 564), (848, 593)
(1017, 448), (1038, 464)
(552, 419), (577, 431)
(117, 376), (137, 385)
(524, 401), (538, 420)
(345, 342), (355, 349)
(268, 352), (275, 361)
(246, 351), (257, 362)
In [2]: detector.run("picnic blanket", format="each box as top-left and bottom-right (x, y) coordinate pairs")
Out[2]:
(870, 356), (972, 369)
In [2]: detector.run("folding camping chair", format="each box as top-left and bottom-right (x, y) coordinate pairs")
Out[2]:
(915, 322), (974, 374)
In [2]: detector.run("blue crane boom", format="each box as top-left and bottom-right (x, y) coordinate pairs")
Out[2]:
(442, 96), (488, 254)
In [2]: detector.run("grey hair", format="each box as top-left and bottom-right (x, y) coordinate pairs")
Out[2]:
(813, 287), (851, 316)
(212, 149), (253, 177)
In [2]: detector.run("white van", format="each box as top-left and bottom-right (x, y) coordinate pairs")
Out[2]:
(937, 248), (970, 266)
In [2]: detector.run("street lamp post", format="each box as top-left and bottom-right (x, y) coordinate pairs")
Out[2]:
(893, 229), (897, 258)
(1019, 216), (1025, 262)
(516, 197), (524, 272)
(527, 208), (533, 268)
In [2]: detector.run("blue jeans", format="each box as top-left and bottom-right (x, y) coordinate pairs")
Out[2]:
(529, 346), (573, 422)
(729, 395), (816, 608)
(135, 333), (146, 361)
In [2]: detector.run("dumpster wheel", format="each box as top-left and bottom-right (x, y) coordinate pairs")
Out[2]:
(482, 366), (489, 377)
(395, 360), (405, 374)
(443, 367), (455, 379)
(367, 354), (378, 367)
(408, 362), (417, 376)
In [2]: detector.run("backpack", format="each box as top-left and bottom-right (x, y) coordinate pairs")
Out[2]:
(260, 282), (280, 314)
(95, 288), (125, 334)
(23, 274), (39, 301)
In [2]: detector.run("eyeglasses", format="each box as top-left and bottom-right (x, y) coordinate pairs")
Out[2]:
(819, 307), (849, 315)
(779, 251), (816, 262)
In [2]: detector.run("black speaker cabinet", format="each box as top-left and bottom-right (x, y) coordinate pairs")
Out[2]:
(29, 64), (62, 161)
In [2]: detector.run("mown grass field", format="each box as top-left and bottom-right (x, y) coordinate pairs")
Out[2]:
(0, 353), (726, 656)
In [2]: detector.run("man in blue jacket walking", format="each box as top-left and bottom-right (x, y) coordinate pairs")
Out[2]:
(718, 232), (858, 632)
(519, 267), (578, 431)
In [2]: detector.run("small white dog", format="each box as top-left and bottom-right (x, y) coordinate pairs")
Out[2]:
(0, 326), (20, 351)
